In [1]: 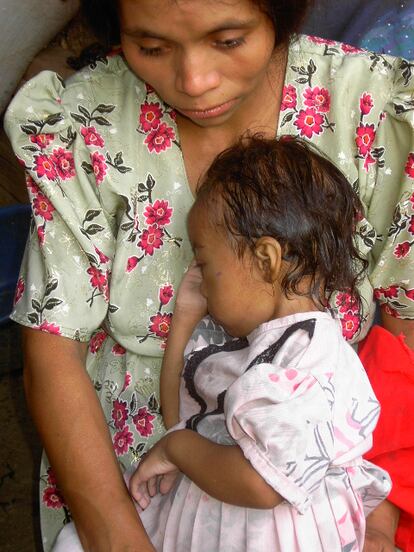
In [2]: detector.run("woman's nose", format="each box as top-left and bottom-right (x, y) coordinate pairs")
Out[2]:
(175, 50), (220, 98)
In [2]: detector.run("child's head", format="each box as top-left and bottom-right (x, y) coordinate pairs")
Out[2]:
(188, 136), (367, 337)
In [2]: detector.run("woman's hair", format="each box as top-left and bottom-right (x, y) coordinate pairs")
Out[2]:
(81, 0), (312, 49)
(194, 136), (368, 309)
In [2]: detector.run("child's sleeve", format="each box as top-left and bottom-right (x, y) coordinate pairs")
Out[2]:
(224, 363), (333, 513)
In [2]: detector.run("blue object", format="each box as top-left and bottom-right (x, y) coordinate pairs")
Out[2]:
(0, 204), (31, 325)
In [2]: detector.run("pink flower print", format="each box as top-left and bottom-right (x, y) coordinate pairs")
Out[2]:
(335, 291), (359, 313)
(89, 329), (107, 353)
(293, 108), (324, 139)
(363, 153), (376, 172)
(112, 398), (129, 430)
(32, 193), (55, 221)
(303, 87), (330, 113)
(374, 285), (399, 300)
(359, 93), (374, 116)
(94, 246), (110, 264)
(34, 154), (57, 180)
(405, 153), (414, 179)
(408, 215), (414, 235)
(140, 101), (163, 132)
(113, 425), (134, 456)
(159, 284), (174, 306)
(91, 151), (108, 184)
(405, 289), (414, 301)
(340, 311), (360, 340)
(355, 124), (376, 156)
(281, 85), (297, 111)
(121, 371), (132, 393)
(132, 406), (155, 437)
(144, 200), (172, 227)
(51, 147), (75, 180)
(144, 122), (175, 153)
(126, 256), (140, 273)
(42, 486), (65, 509)
(341, 43), (364, 54)
(81, 126), (105, 148)
(383, 304), (400, 318)
(394, 241), (411, 259)
(26, 175), (40, 194)
(30, 133), (54, 149)
(14, 277), (25, 305)
(46, 467), (58, 486)
(138, 225), (164, 256)
(149, 312), (172, 339)
(38, 321), (61, 335)
(87, 266), (107, 291)
(145, 82), (155, 94)
(307, 36), (336, 46)
(37, 225), (45, 246)
(112, 343), (126, 356)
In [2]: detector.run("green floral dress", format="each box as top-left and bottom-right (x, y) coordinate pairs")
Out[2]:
(4, 35), (414, 550)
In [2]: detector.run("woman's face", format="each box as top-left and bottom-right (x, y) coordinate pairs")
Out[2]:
(118, 0), (276, 128)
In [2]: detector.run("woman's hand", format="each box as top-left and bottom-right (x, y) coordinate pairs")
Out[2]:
(363, 528), (396, 552)
(363, 500), (399, 552)
(174, 262), (207, 324)
(129, 435), (179, 510)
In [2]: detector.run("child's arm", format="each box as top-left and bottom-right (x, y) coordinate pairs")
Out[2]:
(130, 429), (282, 509)
(160, 265), (207, 429)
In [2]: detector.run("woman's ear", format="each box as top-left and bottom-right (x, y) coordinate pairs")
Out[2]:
(253, 237), (283, 283)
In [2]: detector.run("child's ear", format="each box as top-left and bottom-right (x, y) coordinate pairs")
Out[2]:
(253, 237), (283, 283)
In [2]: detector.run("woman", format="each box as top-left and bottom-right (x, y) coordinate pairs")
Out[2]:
(4, 0), (413, 550)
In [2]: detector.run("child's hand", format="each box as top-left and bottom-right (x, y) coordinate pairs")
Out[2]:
(129, 436), (180, 510)
(363, 528), (396, 552)
(174, 262), (207, 322)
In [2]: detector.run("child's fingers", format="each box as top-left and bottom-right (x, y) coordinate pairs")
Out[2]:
(132, 481), (151, 510)
(159, 472), (179, 495)
(147, 475), (158, 497)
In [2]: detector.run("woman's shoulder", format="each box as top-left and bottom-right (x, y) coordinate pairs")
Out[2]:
(4, 55), (147, 129)
(292, 34), (408, 89)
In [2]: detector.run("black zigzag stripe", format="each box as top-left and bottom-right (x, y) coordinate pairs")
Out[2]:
(245, 318), (316, 371)
(184, 338), (249, 431)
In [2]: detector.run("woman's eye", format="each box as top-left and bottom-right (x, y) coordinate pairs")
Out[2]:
(139, 46), (164, 57)
(216, 37), (246, 49)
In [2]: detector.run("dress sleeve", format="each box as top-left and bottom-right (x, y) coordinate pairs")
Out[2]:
(365, 58), (414, 319)
(4, 71), (115, 340)
(224, 362), (333, 514)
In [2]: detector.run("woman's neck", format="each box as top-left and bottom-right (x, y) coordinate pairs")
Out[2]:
(177, 47), (288, 192)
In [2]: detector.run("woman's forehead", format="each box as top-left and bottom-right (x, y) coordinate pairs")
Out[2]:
(118, 0), (261, 32)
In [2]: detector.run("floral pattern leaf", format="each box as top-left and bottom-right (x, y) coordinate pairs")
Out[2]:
(71, 113), (88, 126)
(81, 161), (94, 175)
(95, 104), (116, 114)
(21, 124), (38, 135)
(31, 299), (42, 312)
(45, 113), (64, 126)
(130, 392), (137, 415)
(148, 393), (159, 414)
(84, 224), (104, 236)
(27, 312), (40, 325)
(45, 279), (59, 297)
(108, 304), (119, 314)
(93, 116), (111, 127)
(78, 106), (91, 119)
(43, 298), (63, 310)
(84, 209), (101, 222)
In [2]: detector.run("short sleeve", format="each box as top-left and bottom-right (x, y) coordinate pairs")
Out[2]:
(366, 59), (414, 319)
(224, 362), (333, 513)
(4, 71), (115, 340)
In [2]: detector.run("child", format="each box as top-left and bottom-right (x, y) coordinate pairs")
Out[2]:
(53, 137), (391, 552)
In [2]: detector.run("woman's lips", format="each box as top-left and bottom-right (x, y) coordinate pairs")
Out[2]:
(178, 98), (237, 120)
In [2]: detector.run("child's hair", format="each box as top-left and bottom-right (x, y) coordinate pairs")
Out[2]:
(194, 136), (368, 309)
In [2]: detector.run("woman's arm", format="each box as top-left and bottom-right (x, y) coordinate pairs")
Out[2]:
(130, 429), (282, 510)
(23, 328), (155, 552)
(160, 265), (207, 429)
